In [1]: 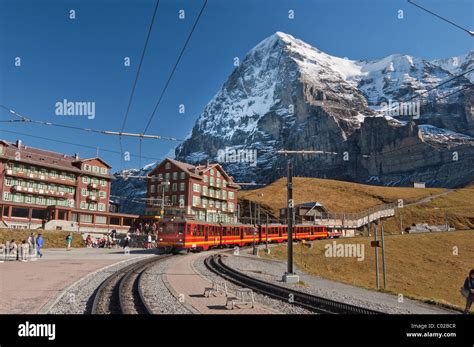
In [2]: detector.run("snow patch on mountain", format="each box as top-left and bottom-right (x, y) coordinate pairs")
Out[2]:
(419, 124), (474, 144)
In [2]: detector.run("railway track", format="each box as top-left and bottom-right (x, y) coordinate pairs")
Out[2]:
(204, 254), (383, 314)
(91, 255), (172, 314)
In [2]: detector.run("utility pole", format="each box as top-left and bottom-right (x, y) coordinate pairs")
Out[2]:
(400, 211), (403, 234)
(266, 213), (269, 252)
(374, 220), (380, 289)
(282, 160), (299, 283)
(161, 181), (170, 218)
(381, 221), (387, 289)
(249, 200), (252, 225)
(275, 149), (339, 283)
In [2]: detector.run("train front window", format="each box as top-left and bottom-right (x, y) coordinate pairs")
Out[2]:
(177, 223), (185, 235)
(160, 222), (176, 234)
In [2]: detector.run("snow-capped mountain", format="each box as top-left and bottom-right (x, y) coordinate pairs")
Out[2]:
(175, 32), (473, 187)
(110, 162), (156, 214)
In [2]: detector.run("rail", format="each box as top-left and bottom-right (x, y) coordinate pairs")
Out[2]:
(204, 254), (382, 314)
(91, 255), (171, 314)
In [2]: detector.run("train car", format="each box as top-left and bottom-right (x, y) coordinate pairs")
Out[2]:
(156, 218), (330, 253)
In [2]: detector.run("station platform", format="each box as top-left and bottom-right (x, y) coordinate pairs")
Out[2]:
(0, 247), (156, 314)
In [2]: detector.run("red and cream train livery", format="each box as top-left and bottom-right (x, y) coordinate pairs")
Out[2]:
(156, 218), (334, 252)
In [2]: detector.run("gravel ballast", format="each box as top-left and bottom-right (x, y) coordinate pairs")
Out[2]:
(192, 252), (313, 314)
(47, 256), (152, 314)
(222, 249), (452, 314)
(140, 256), (190, 314)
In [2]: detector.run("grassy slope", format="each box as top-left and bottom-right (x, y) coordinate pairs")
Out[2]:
(263, 231), (474, 311)
(0, 229), (84, 248)
(239, 177), (445, 214)
(240, 177), (474, 233)
(384, 184), (474, 232)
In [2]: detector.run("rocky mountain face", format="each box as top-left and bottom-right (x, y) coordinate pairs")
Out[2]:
(110, 162), (156, 214)
(175, 32), (474, 187)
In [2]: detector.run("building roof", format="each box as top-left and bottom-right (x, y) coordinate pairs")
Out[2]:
(73, 157), (112, 168)
(297, 202), (324, 208)
(149, 158), (240, 189)
(0, 139), (113, 178)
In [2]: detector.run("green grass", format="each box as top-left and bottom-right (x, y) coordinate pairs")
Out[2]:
(262, 230), (474, 311)
(0, 229), (84, 248)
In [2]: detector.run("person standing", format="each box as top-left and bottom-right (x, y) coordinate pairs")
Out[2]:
(27, 233), (35, 256)
(36, 233), (44, 258)
(463, 269), (474, 314)
(146, 234), (151, 249)
(20, 240), (29, 262)
(122, 235), (130, 255)
(66, 233), (72, 250)
(9, 240), (18, 260)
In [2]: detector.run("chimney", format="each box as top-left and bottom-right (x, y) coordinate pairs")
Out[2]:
(74, 153), (79, 160)
(16, 139), (22, 148)
(206, 160), (210, 168)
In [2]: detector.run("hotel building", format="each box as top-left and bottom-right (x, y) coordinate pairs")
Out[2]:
(0, 139), (137, 232)
(145, 159), (240, 223)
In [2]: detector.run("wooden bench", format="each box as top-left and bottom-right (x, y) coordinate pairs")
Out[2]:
(204, 280), (228, 297)
(225, 288), (255, 309)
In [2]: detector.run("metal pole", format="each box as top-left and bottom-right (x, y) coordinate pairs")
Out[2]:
(249, 200), (252, 225)
(266, 213), (269, 250)
(287, 160), (294, 275)
(381, 221), (387, 289)
(400, 211), (403, 234)
(374, 220), (380, 289)
(255, 202), (258, 226)
(161, 183), (165, 218)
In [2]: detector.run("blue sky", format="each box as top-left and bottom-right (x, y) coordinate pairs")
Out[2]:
(0, 0), (472, 172)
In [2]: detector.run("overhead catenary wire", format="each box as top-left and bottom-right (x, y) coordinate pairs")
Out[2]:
(377, 68), (474, 115)
(407, 0), (474, 36)
(0, 105), (183, 141)
(0, 128), (164, 162)
(142, 0), (208, 134)
(119, 0), (161, 169)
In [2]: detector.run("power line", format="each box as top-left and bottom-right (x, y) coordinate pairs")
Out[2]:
(120, 0), (160, 133)
(407, 0), (474, 36)
(0, 128), (163, 162)
(0, 105), (183, 141)
(119, 0), (160, 170)
(378, 68), (474, 115)
(142, 0), (208, 134)
(432, 84), (473, 102)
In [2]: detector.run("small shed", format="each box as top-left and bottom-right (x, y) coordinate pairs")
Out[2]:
(413, 182), (426, 189)
(280, 202), (328, 223)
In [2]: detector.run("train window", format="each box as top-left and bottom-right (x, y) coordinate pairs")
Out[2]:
(178, 223), (185, 235)
(160, 222), (175, 234)
(186, 224), (191, 235)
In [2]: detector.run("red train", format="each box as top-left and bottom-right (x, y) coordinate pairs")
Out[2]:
(156, 218), (340, 253)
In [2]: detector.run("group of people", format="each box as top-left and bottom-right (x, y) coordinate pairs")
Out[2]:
(133, 221), (159, 236)
(0, 232), (44, 261)
(85, 230), (118, 249)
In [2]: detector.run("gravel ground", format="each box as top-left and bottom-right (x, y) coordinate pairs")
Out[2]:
(48, 256), (151, 314)
(140, 256), (190, 314)
(192, 252), (314, 314)
(223, 248), (453, 314)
